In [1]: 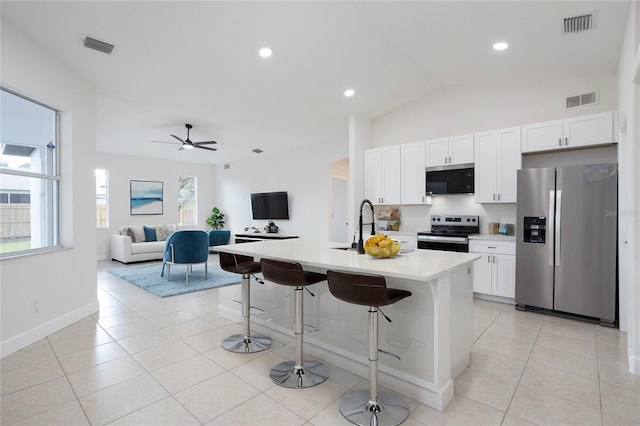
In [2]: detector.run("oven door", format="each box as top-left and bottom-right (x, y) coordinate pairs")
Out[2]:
(417, 235), (469, 252)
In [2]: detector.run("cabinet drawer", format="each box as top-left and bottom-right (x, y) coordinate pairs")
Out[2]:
(469, 240), (515, 255)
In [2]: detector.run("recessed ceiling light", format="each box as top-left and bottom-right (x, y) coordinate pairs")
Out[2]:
(493, 42), (509, 51)
(259, 47), (272, 58)
(344, 89), (355, 97)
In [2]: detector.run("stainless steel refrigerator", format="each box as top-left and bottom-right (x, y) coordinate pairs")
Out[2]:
(515, 163), (617, 325)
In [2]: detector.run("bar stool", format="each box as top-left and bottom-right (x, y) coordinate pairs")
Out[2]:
(326, 270), (412, 426)
(219, 252), (271, 353)
(260, 258), (329, 388)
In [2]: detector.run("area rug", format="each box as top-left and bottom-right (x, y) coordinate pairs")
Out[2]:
(107, 262), (240, 297)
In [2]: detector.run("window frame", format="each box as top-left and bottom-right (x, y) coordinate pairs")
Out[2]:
(0, 87), (61, 257)
(96, 168), (108, 228)
(177, 175), (197, 226)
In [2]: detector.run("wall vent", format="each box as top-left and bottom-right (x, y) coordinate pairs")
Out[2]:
(565, 90), (599, 109)
(83, 36), (114, 55)
(224, 163), (230, 169)
(563, 13), (595, 33)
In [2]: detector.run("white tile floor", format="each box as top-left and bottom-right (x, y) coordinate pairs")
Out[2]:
(1, 257), (639, 425)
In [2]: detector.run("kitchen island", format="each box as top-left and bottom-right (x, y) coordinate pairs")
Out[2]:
(216, 239), (479, 410)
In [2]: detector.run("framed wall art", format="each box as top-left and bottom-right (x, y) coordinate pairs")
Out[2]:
(130, 180), (163, 215)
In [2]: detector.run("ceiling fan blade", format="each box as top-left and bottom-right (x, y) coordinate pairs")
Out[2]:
(178, 146), (184, 151)
(193, 140), (218, 145)
(194, 145), (217, 152)
(151, 140), (181, 145)
(170, 134), (185, 143)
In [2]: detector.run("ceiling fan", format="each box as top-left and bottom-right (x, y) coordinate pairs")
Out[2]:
(151, 124), (217, 151)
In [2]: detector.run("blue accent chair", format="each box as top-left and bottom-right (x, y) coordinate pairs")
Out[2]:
(161, 230), (209, 285)
(208, 230), (231, 252)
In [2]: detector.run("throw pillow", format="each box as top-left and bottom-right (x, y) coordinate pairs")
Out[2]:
(129, 225), (146, 243)
(126, 228), (137, 243)
(156, 226), (172, 241)
(143, 225), (157, 242)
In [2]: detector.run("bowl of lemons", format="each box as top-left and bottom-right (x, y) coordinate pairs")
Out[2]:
(364, 235), (401, 258)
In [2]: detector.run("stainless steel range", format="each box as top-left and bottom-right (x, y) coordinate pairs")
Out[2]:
(417, 215), (479, 252)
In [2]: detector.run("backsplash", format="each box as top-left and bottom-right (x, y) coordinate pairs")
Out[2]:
(385, 194), (517, 234)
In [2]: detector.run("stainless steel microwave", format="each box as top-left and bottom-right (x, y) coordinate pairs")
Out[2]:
(425, 164), (474, 195)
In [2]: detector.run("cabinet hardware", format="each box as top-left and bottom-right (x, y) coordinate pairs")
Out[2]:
(493, 194), (496, 201)
(492, 255), (496, 263)
(449, 156), (452, 163)
(498, 194), (501, 201)
(565, 137), (568, 146)
(488, 246), (496, 249)
(487, 255), (491, 263)
(558, 138), (562, 146)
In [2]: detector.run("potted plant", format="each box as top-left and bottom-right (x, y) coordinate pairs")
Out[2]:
(206, 207), (230, 248)
(206, 207), (225, 229)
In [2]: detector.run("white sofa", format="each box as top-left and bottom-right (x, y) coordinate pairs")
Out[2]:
(110, 224), (176, 263)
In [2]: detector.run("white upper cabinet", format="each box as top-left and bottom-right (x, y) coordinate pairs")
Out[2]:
(364, 146), (401, 205)
(474, 127), (521, 203)
(425, 134), (474, 167)
(521, 111), (614, 153)
(400, 141), (429, 204)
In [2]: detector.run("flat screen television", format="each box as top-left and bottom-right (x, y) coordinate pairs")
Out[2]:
(250, 191), (290, 220)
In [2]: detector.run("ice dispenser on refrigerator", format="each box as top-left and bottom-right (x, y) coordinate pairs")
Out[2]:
(523, 217), (546, 244)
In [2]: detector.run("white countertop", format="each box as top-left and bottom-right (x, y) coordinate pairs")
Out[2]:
(469, 234), (516, 241)
(217, 239), (479, 282)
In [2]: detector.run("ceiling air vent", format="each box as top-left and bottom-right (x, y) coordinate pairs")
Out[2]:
(563, 13), (595, 33)
(83, 36), (114, 55)
(566, 90), (598, 109)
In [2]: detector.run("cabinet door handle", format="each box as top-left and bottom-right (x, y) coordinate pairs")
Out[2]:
(488, 246), (496, 249)
(493, 255), (496, 263)
(559, 138), (562, 146)
(487, 255), (491, 263)
(493, 194), (496, 201)
(498, 194), (501, 201)
(565, 137), (568, 146)
(444, 157), (448, 164)
(449, 156), (452, 163)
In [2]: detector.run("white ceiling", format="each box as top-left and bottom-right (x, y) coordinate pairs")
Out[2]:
(1, 1), (631, 165)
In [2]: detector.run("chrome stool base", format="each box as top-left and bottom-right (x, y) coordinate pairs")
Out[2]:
(269, 360), (329, 388)
(221, 334), (271, 353)
(339, 389), (409, 426)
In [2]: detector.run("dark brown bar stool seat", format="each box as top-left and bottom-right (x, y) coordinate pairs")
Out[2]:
(219, 252), (271, 353)
(326, 270), (412, 426)
(260, 258), (329, 388)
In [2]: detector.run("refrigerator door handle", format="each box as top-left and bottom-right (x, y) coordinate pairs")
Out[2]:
(548, 190), (555, 266)
(555, 190), (562, 266)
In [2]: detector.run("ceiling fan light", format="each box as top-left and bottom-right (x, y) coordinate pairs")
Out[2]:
(183, 144), (194, 150)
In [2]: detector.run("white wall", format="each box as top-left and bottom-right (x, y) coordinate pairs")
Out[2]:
(95, 152), (216, 260)
(214, 137), (347, 241)
(616, 1), (639, 374)
(371, 73), (618, 147)
(1, 19), (98, 356)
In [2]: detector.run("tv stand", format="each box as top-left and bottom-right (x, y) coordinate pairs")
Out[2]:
(234, 233), (299, 244)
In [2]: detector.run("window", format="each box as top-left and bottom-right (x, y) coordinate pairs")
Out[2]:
(96, 169), (108, 227)
(0, 88), (59, 256)
(177, 176), (197, 225)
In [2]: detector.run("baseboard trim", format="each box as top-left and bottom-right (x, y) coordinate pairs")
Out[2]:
(0, 300), (99, 358)
(630, 353), (640, 376)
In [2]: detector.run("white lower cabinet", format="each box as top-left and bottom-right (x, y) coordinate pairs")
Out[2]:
(470, 239), (515, 299)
